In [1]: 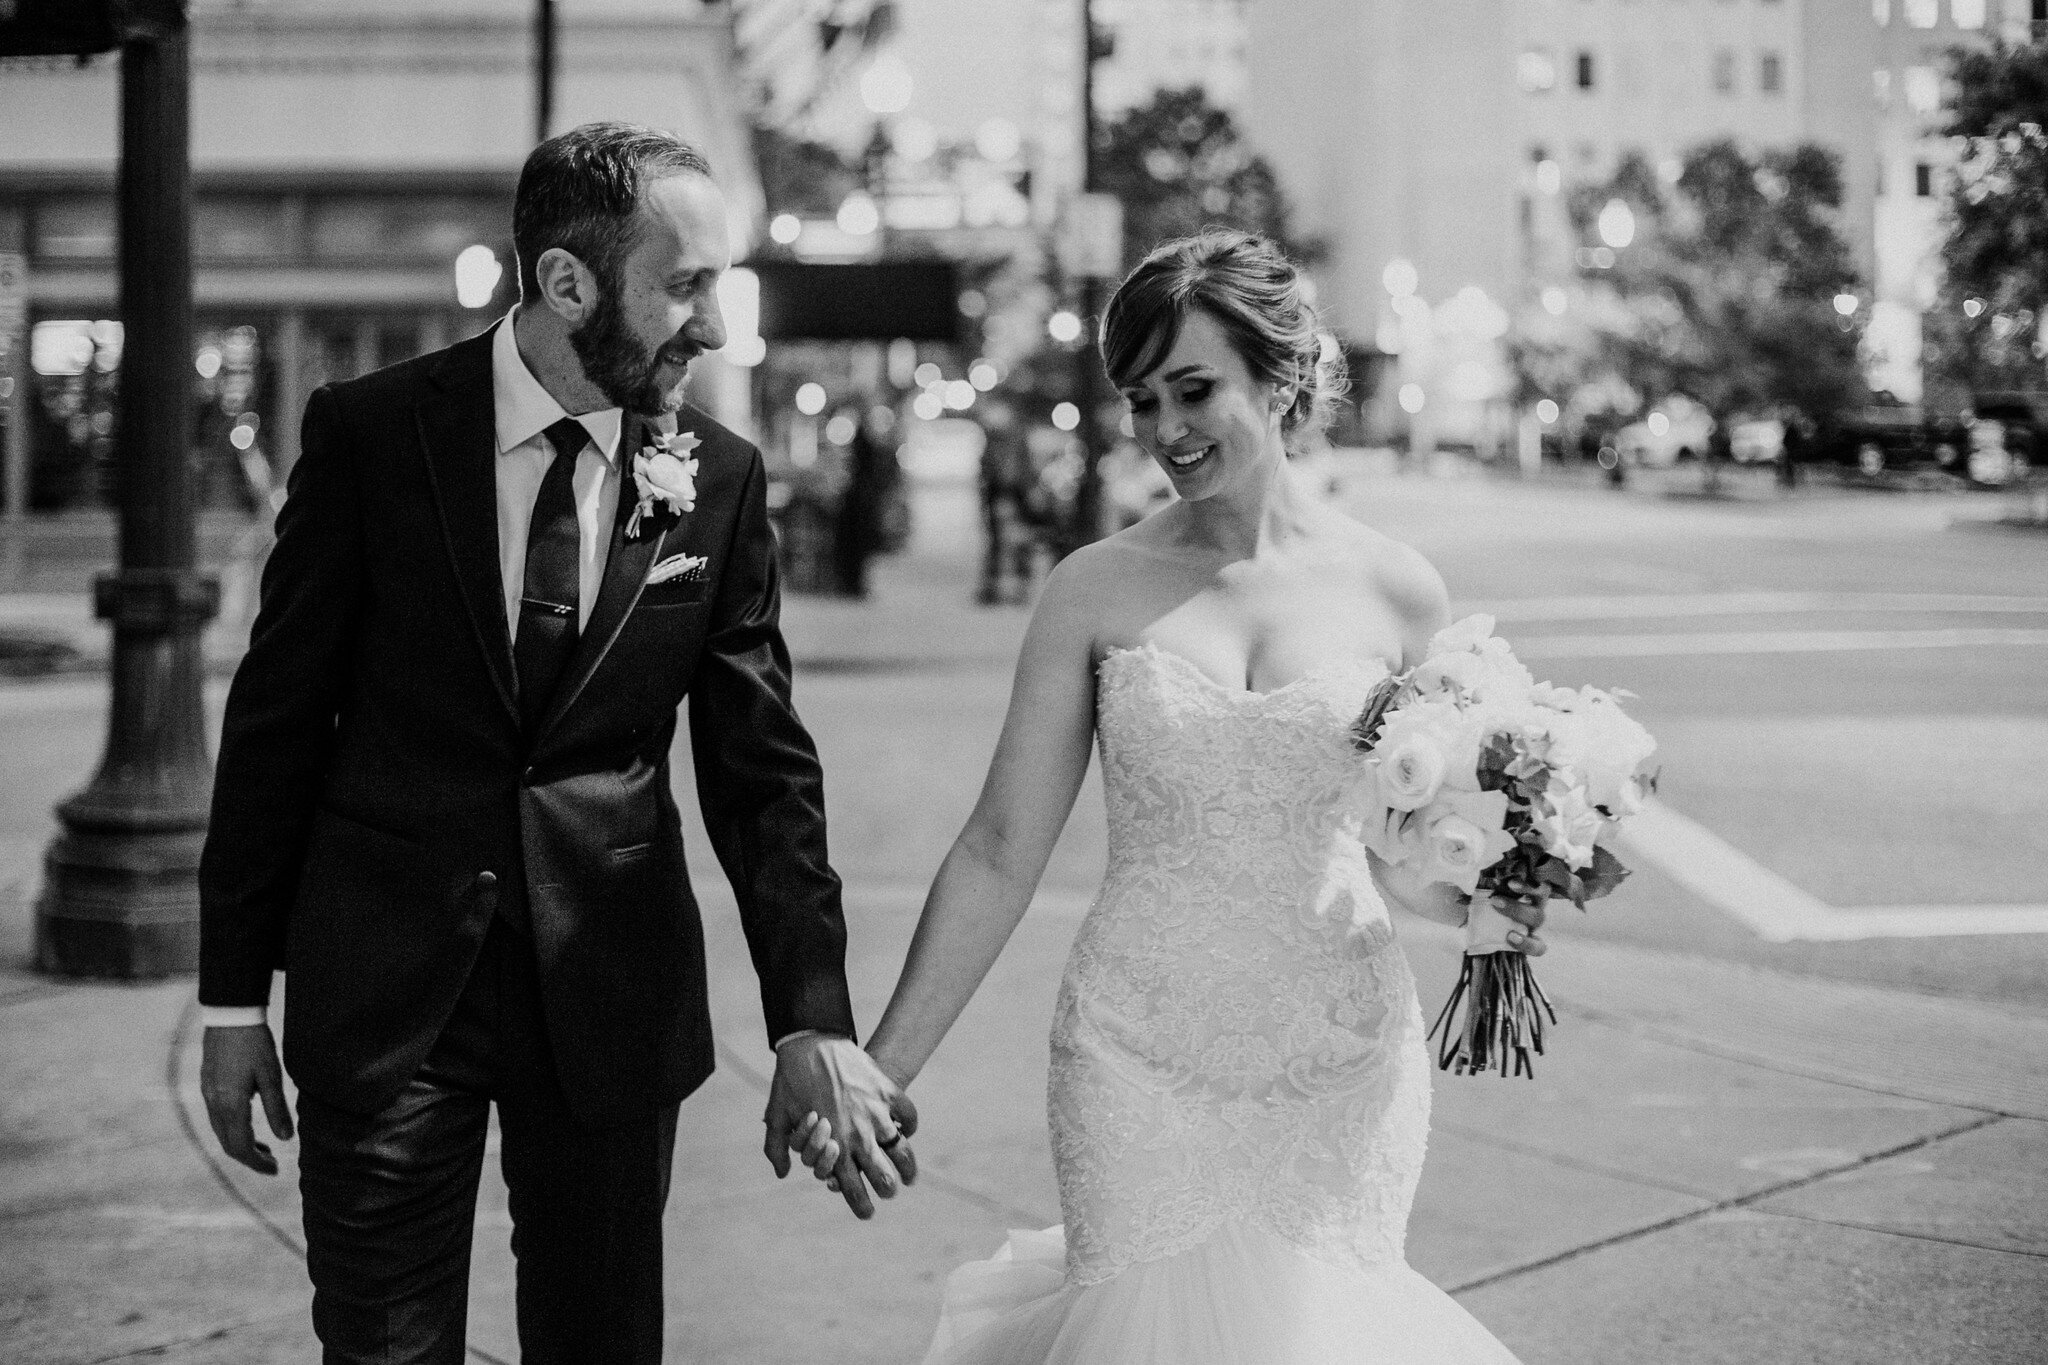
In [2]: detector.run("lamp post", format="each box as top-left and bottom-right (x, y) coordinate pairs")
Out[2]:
(534, 0), (557, 144)
(37, 1), (220, 977)
(1067, 0), (1114, 552)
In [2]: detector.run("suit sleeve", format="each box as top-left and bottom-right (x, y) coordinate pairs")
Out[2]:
(198, 385), (365, 1007)
(688, 448), (857, 1049)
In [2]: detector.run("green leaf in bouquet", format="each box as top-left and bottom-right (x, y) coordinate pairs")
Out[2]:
(1577, 844), (1632, 903)
(1350, 674), (1405, 753)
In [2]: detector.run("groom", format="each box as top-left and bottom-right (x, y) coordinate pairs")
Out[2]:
(197, 122), (915, 1363)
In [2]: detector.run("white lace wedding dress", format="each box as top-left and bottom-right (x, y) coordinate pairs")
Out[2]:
(921, 642), (1522, 1364)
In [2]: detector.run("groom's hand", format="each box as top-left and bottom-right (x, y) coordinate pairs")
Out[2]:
(763, 1034), (917, 1219)
(200, 1023), (294, 1176)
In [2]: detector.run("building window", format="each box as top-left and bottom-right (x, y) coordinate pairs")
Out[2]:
(1759, 50), (1784, 93)
(1712, 48), (1736, 93)
(1519, 48), (1559, 93)
(1577, 50), (1597, 90)
(1953, 0), (1986, 25)
(1904, 0), (1937, 25)
(1915, 161), (1934, 196)
(1903, 64), (1941, 114)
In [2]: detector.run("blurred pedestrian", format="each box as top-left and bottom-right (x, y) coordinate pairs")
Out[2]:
(834, 397), (899, 598)
(976, 397), (1027, 604)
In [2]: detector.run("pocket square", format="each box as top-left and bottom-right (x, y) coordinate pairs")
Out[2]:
(646, 553), (707, 586)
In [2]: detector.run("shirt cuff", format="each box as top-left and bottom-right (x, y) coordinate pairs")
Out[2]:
(202, 1005), (270, 1029)
(772, 1028), (847, 1052)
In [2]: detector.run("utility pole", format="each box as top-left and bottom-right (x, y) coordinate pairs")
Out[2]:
(534, 0), (557, 144)
(1068, 0), (1113, 552)
(37, 0), (221, 977)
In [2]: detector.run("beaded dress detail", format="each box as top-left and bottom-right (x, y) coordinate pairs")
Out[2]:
(921, 644), (1522, 1365)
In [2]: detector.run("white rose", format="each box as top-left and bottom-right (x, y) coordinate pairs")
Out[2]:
(1377, 734), (1448, 810)
(1422, 814), (1491, 893)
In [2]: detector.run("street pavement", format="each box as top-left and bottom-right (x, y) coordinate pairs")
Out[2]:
(1, 463), (2045, 1364)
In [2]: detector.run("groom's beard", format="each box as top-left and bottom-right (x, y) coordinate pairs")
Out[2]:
(569, 285), (693, 416)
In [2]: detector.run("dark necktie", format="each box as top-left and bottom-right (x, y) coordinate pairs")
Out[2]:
(514, 417), (587, 731)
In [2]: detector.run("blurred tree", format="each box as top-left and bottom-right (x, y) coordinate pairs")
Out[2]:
(1572, 142), (1867, 486)
(753, 126), (864, 218)
(1096, 87), (1319, 271)
(1926, 39), (2048, 405)
(733, 0), (896, 128)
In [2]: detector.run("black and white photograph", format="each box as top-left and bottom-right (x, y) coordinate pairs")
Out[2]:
(0, 0), (2044, 1361)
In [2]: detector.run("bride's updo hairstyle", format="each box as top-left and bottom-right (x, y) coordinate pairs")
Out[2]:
(1100, 229), (1346, 449)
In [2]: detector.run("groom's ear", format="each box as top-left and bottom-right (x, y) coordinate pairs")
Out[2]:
(534, 247), (599, 325)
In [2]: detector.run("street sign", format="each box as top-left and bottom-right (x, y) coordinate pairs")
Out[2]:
(1058, 193), (1123, 279)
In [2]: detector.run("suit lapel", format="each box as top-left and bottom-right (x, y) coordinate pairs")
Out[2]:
(417, 334), (520, 726)
(533, 412), (676, 741)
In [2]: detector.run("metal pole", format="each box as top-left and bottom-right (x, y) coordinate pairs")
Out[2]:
(535, 0), (557, 145)
(1069, 0), (1109, 552)
(37, 5), (220, 978)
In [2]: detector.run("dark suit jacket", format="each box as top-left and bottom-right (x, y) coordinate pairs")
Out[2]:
(198, 326), (856, 1126)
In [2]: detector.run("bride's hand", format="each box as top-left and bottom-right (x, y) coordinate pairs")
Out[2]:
(1487, 877), (1549, 956)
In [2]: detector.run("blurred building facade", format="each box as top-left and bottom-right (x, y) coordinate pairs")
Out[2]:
(1244, 0), (2041, 423)
(0, 0), (759, 529)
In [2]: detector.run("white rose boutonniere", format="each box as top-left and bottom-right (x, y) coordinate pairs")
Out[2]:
(627, 430), (701, 539)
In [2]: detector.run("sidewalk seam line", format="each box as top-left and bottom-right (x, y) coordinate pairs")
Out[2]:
(1560, 1003), (2037, 1119)
(1741, 1205), (2048, 1261)
(1443, 1113), (2006, 1297)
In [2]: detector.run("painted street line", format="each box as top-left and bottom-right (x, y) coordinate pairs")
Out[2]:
(1465, 591), (2048, 622)
(1516, 627), (2048, 659)
(1617, 799), (2048, 941)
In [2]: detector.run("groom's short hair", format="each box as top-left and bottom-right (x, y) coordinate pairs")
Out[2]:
(514, 122), (713, 304)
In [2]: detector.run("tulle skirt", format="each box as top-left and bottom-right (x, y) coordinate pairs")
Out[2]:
(920, 1223), (1523, 1365)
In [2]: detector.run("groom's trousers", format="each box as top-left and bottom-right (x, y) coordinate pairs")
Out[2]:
(296, 921), (682, 1365)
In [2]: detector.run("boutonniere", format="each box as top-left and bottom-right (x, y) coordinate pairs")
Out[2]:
(627, 429), (701, 539)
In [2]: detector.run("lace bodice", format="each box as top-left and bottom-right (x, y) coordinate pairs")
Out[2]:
(1047, 643), (1432, 1287)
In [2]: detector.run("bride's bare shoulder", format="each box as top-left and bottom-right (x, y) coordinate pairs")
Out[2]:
(1321, 513), (1449, 631)
(1022, 522), (1176, 652)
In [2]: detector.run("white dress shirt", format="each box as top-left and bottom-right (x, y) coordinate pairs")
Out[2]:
(202, 313), (626, 1030)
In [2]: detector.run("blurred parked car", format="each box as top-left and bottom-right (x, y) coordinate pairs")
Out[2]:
(1616, 398), (1713, 468)
(1730, 418), (1785, 464)
(1964, 393), (2042, 486)
(1813, 405), (1971, 478)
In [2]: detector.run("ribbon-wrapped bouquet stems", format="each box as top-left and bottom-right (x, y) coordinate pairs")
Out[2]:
(1350, 615), (1658, 1078)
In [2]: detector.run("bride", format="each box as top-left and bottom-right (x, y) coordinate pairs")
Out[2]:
(820, 230), (1541, 1362)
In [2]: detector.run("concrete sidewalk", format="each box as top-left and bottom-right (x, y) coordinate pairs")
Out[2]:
(2, 483), (2044, 1364)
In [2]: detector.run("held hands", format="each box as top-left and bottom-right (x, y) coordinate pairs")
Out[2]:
(763, 1034), (918, 1219)
(200, 1023), (294, 1175)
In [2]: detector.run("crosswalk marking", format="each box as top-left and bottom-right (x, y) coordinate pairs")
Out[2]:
(1517, 627), (2048, 659)
(1466, 591), (2048, 622)
(1617, 800), (2048, 940)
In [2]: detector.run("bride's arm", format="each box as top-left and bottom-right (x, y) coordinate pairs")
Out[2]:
(865, 555), (1102, 1089)
(1365, 537), (1470, 928)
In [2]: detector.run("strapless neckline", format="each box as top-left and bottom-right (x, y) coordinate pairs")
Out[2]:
(1100, 639), (1391, 703)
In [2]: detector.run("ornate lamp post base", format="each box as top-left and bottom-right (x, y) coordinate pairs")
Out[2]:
(35, 570), (219, 979)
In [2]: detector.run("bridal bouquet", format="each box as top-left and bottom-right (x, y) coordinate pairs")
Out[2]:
(1349, 615), (1657, 1078)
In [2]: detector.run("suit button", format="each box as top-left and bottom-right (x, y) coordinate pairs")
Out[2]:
(523, 766), (536, 783)
(474, 871), (498, 892)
